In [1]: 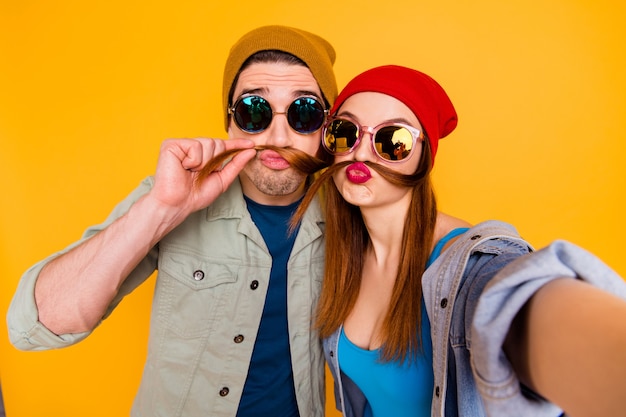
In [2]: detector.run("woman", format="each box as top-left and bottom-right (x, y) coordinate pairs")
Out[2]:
(293, 65), (626, 416)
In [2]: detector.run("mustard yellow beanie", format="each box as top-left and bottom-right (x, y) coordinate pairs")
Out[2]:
(222, 25), (338, 130)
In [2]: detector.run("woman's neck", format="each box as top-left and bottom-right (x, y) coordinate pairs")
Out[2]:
(360, 197), (410, 267)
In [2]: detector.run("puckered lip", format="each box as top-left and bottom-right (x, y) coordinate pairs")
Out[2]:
(259, 149), (290, 170)
(345, 162), (372, 184)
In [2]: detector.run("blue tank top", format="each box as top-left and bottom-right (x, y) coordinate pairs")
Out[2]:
(338, 227), (469, 417)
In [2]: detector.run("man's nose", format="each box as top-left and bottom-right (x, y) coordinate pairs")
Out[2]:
(264, 112), (292, 147)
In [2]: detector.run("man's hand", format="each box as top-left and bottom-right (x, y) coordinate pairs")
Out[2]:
(150, 138), (255, 216)
(31, 137), (255, 335)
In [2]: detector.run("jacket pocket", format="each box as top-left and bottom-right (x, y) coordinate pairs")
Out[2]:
(155, 249), (240, 338)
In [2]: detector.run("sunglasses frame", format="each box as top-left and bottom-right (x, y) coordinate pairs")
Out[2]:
(322, 116), (424, 163)
(228, 94), (329, 135)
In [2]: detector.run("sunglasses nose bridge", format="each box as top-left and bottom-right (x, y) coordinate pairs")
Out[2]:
(352, 126), (378, 161)
(269, 110), (291, 130)
(263, 111), (295, 147)
(261, 106), (297, 133)
(361, 126), (375, 139)
(360, 125), (378, 149)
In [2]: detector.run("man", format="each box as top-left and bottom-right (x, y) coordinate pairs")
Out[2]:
(7, 25), (337, 417)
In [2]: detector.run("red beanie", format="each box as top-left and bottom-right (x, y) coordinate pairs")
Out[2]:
(331, 65), (457, 165)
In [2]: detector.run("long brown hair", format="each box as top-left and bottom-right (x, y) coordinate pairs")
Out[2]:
(292, 142), (437, 363)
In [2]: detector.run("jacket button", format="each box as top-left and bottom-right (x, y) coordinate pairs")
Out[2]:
(234, 335), (244, 343)
(329, 351), (334, 357)
(440, 298), (448, 308)
(435, 386), (440, 397)
(193, 270), (205, 281)
(219, 387), (229, 397)
(470, 234), (481, 240)
(250, 280), (259, 290)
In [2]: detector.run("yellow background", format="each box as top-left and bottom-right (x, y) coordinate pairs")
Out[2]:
(1, 0), (625, 416)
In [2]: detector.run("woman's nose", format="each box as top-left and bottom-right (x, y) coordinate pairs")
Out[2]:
(353, 131), (376, 162)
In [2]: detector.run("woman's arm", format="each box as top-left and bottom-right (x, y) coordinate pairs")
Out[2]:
(505, 277), (626, 417)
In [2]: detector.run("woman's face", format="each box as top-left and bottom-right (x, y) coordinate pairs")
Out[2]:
(331, 92), (424, 209)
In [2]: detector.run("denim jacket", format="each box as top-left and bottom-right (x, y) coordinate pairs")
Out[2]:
(324, 220), (626, 417)
(8, 177), (327, 417)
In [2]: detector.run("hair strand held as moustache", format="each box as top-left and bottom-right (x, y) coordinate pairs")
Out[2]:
(194, 145), (329, 189)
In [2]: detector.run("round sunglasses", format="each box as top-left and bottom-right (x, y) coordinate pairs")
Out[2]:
(323, 117), (423, 162)
(228, 94), (328, 134)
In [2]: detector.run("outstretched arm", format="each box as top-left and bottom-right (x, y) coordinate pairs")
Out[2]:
(506, 277), (626, 417)
(34, 138), (255, 335)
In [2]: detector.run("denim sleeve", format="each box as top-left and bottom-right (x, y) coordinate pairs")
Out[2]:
(470, 240), (626, 416)
(456, 239), (530, 347)
(446, 238), (561, 416)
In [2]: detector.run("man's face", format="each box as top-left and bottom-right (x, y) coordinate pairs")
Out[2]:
(228, 61), (324, 205)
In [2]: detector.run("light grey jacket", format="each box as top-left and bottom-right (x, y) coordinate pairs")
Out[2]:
(8, 177), (327, 417)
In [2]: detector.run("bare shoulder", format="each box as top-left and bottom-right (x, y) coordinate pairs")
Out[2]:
(436, 212), (472, 235)
(433, 212), (473, 251)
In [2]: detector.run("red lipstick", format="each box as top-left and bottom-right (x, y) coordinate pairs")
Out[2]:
(345, 162), (372, 184)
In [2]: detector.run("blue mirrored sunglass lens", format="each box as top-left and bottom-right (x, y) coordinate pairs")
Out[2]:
(234, 96), (272, 132)
(287, 97), (326, 133)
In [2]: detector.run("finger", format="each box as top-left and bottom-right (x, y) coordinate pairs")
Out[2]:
(221, 138), (255, 152)
(191, 138), (253, 169)
(194, 138), (254, 155)
(179, 140), (208, 171)
(212, 148), (256, 190)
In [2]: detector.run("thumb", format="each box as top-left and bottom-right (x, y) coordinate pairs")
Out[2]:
(209, 148), (256, 192)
